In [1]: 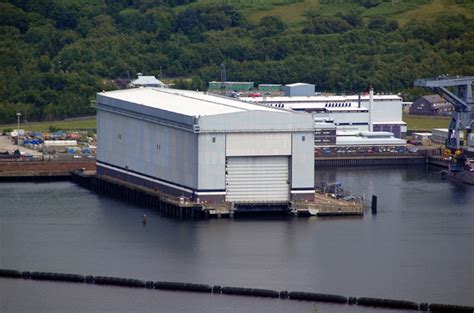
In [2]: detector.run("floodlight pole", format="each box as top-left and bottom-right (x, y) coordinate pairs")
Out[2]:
(16, 112), (21, 152)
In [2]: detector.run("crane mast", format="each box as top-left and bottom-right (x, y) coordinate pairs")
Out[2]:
(414, 76), (474, 150)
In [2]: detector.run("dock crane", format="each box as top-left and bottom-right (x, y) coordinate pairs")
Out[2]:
(414, 76), (474, 150)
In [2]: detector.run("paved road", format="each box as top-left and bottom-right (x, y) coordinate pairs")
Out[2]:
(0, 136), (42, 156)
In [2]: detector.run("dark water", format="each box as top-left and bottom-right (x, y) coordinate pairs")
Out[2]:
(0, 166), (473, 312)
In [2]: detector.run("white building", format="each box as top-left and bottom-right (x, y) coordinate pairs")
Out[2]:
(336, 131), (406, 146)
(431, 128), (464, 145)
(96, 88), (315, 206)
(282, 83), (315, 97)
(129, 75), (165, 88)
(241, 92), (407, 141)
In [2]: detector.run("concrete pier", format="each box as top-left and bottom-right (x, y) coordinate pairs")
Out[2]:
(293, 192), (365, 217)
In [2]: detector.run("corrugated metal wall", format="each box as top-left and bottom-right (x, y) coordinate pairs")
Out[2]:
(197, 133), (226, 191)
(291, 132), (315, 189)
(371, 99), (403, 123)
(199, 110), (313, 133)
(225, 156), (289, 203)
(97, 110), (198, 190)
(226, 133), (291, 156)
(283, 85), (315, 97)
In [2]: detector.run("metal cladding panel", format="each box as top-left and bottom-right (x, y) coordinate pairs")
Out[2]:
(96, 110), (106, 162)
(371, 99), (403, 123)
(291, 132), (315, 189)
(97, 94), (195, 127)
(332, 112), (369, 125)
(283, 84), (315, 97)
(198, 110), (314, 133)
(226, 133), (291, 156)
(197, 133), (226, 191)
(225, 156), (289, 202)
(96, 110), (198, 190)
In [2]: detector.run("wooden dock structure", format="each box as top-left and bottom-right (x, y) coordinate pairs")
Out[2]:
(70, 170), (365, 219)
(71, 170), (207, 219)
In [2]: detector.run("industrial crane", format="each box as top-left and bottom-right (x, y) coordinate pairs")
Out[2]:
(414, 76), (474, 150)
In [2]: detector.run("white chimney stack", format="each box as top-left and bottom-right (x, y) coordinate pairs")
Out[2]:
(369, 85), (374, 132)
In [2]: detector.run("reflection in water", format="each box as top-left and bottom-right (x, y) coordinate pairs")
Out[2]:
(0, 166), (473, 312)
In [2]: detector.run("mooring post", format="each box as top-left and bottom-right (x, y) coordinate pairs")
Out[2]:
(371, 195), (378, 215)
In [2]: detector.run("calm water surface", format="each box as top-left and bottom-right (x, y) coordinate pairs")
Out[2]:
(0, 166), (473, 312)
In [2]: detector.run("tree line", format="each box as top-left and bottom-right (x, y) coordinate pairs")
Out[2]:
(0, 0), (473, 123)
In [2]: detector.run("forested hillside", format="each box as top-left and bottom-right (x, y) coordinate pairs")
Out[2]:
(1, 0), (473, 123)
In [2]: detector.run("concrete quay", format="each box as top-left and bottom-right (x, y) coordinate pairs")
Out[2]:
(0, 159), (96, 181)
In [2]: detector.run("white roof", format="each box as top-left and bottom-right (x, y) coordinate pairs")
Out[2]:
(413, 132), (432, 136)
(337, 136), (406, 146)
(337, 129), (362, 136)
(325, 106), (368, 111)
(131, 76), (164, 85)
(359, 131), (395, 138)
(372, 121), (406, 125)
(242, 94), (401, 103)
(285, 83), (314, 87)
(98, 88), (285, 117)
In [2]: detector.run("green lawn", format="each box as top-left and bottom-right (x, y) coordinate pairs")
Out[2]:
(0, 117), (97, 133)
(395, 0), (474, 26)
(403, 114), (450, 131)
(246, 0), (452, 26)
(1, 114), (450, 133)
(189, 0), (472, 27)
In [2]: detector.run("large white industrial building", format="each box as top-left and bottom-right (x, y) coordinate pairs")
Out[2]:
(242, 90), (407, 147)
(96, 88), (315, 205)
(242, 94), (406, 136)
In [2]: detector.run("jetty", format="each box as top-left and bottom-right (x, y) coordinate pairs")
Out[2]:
(71, 170), (364, 219)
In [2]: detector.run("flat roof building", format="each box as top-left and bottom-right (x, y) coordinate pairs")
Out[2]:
(241, 94), (407, 142)
(129, 75), (165, 88)
(283, 83), (315, 97)
(96, 88), (315, 207)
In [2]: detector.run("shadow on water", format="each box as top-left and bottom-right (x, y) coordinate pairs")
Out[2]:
(232, 211), (293, 220)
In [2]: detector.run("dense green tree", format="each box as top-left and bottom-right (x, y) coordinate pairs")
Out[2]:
(0, 0), (472, 123)
(303, 16), (353, 35)
(255, 16), (287, 39)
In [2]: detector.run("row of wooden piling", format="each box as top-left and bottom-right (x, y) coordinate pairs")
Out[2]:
(71, 171), (206, 219)
(1, 269), (472, 312)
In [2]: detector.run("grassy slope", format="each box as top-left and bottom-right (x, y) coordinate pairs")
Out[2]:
(186, 0), (473, 26)
(395, 0), (474, 26)
(0, 118), (97, 132)
(6, 1), (469, 128)
(403, 114), (450, 131)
